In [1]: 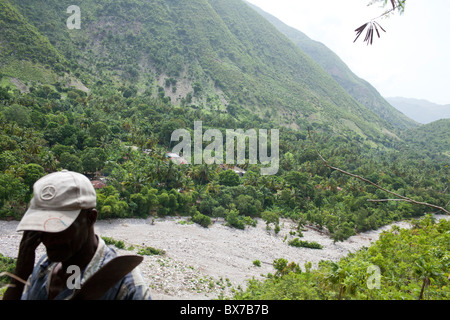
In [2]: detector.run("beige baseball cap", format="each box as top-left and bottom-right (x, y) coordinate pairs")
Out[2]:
(17, 170), (97, 233)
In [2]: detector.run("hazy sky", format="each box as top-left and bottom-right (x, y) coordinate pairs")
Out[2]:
(245, 0), (450, 105)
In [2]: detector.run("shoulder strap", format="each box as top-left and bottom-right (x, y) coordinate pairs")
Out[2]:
(70, 255), (143, 300)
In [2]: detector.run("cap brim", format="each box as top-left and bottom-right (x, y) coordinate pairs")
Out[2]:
(16, 208), (81, 233)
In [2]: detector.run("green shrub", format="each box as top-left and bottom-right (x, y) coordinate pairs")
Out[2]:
(225, 209), (256, 229)
(218, 170), (240, 186)
(288, 238), (323, 249)
(192, 212), (212, 228)
(101, 236), (125, 249)
(0, 254), (16, 287)
(137, 246), (166, 256)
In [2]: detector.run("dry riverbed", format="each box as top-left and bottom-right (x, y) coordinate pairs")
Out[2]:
(1, 215), (448, 299)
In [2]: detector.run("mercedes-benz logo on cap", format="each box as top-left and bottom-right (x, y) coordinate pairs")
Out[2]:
(40, 185), (57, 201)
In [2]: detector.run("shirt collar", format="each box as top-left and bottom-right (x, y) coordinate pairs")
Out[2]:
(79, 236), (107, 286)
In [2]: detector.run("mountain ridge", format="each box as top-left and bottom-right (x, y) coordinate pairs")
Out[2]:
(246, 1), (418, 131)
(386, 97), (450, 124)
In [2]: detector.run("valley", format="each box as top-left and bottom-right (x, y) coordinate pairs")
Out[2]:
(0, 0), (448, 301)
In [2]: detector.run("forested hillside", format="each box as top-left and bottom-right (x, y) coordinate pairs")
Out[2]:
(400, 119), (450, 157)
(0, 0), (449, 300)
(0, 72), (448, 241)
(0, 0), (68, 84)
(1, 0), (404, 144)
(1, 0), (448, 238)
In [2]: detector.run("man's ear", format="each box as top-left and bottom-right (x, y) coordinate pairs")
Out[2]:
(85, 208), (98, 226)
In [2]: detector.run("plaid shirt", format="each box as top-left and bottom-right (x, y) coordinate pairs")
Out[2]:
(22, 237), (151, 300)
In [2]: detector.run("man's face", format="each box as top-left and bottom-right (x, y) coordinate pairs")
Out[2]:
(40, 211), (92, 263)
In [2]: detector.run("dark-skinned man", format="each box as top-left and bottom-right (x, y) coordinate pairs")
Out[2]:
(3, 170), (151, 300)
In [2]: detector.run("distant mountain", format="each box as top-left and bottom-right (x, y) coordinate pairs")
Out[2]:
(386, 97), (450, 124)
(247, 2), (418, 131)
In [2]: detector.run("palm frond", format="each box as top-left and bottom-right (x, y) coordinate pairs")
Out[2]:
(354, 0), (405, 45)
(354, 21), (386, 45)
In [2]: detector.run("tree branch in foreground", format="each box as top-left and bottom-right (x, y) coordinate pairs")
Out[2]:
(307, 128), (449, 215)
(354, 0), (406, 45)
(0, 272), (29, 286)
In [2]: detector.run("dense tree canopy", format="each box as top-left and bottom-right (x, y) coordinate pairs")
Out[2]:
(0, 77), (447, 241)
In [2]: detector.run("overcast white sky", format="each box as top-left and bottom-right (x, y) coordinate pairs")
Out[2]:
(245, 0), (450, 105)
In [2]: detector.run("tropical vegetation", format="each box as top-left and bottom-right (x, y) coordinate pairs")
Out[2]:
(231, 215), (450, 300)
(0, 0), (448, 300)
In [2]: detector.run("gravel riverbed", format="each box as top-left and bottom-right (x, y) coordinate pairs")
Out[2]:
(1, 215), (448, 300)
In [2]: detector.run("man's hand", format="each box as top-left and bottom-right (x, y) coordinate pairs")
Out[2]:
(3, 231), (42, 300)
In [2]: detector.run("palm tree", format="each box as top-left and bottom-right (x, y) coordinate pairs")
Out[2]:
(243, 171), (259, 186)
(40, 151), (57, 172)
(26, 136), (42, 156)
(188, 164), (212, 185)
(180, 175), (195, 193)
(206, 181), (220, 195)
(325, 261), (346, 300)
(414, 258), (443, 300)
(323, 261), (357, 300)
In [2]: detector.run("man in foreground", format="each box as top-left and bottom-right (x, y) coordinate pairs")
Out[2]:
(3, 170), (151, 300)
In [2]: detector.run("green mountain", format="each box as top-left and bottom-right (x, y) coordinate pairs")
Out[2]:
(0, 0), (68, 84)
(0, 0), (402, 146)
(400, 119), (450, 157)
(386, 97), (450, 124)
(0, 0), (448, 259)
(247, 2), (418, 131)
